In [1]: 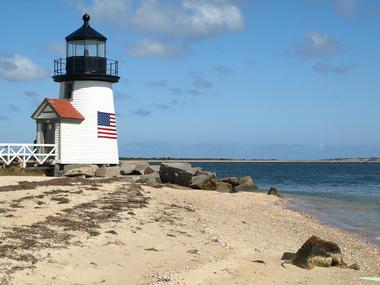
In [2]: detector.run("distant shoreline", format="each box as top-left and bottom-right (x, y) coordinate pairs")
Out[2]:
(121, 158), (380, 163)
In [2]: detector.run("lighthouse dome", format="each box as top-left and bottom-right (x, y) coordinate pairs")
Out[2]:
(65, 13), (107, 42)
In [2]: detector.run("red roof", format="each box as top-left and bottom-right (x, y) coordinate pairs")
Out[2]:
(47, 99), (85, 120)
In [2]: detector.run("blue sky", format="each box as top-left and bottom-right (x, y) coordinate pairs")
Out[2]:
(0, 0), (379, 159)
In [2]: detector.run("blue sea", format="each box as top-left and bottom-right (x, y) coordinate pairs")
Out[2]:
(191, 162), (380, 245)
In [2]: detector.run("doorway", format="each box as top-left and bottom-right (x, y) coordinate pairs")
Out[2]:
(41, 123), (55, 144)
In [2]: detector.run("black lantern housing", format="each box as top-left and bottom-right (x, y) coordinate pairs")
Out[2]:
(53, 14), (119, 83)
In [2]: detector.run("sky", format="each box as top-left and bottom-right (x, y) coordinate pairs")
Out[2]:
(0, 0), (379, 159)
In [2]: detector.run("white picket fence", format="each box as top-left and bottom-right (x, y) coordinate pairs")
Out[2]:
(0, 144), (57, 167)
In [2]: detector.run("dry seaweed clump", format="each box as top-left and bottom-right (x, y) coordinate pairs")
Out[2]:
(0, 183), (149, 283)
(44, 184), (149, 236)
(0, 176), (121, 192)
(0, 166), (45, 176)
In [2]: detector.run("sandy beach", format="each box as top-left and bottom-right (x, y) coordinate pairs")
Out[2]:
(0, 176), (379, 285)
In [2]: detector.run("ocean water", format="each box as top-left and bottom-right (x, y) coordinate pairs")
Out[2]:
(191, 162), (380, 245)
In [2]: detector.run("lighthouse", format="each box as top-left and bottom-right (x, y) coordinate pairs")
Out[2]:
(32, 14), (120, 166)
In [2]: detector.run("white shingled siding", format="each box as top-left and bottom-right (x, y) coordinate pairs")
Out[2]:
(59, 81), (119, 164)
(55, 123), (60, 163)
(36, 123), (42, 144)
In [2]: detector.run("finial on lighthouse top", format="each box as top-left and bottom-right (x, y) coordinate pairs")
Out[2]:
(65, 13), (107, 41)
(82, 13), (90, 26)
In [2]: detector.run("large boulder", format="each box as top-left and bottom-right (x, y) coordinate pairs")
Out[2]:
(216, 182), (233, 193)
(138, 172), (161, 184)
(120, 162), (154, 175)
(63, 164), (98, 177)
(220, 177), (239, 186)
(293, 236), (347, 269)
(95, 166), (121, 177)
(159, 163), (195, 187)
(235, 176), (259, 192)
(267, 187), (283, 198)
(190, 175), (217, 190)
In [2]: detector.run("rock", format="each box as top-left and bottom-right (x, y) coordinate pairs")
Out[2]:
(190, 175), (217, 190)
(195, 169), (216, 178)
(95, 166), (121, 177)
(63, 164), (98, 177)
(120, 161), (149, 168)
(220, 177), (239, 186)
(348, 263), (360, 270)
(149, 165), (161, 172)
(159, 163), (195, 187)
(138, 172), (161, 184)
(235, 176), (259, 192)
(120, 162), (153, 175)
(267, 187), (283, 198)
(165, 183), (193, 190)
(293, 236), (347, 269)
(216, 182), (233, 193)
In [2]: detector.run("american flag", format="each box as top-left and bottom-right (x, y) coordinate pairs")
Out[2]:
(97, 111), (117, 139)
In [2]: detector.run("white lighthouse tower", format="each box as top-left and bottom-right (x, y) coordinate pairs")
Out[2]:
(32, 14), (120, 166)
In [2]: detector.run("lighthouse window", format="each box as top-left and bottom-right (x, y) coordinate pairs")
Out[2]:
(98, 42), (106, 57)
(75, 41), (85, 57)
(64, 82), (74, 100)
(67, 42), (75, 57)
(67, 40), (106, 57)
(86, 41), (97, 57)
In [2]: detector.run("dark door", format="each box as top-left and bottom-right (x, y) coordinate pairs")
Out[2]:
(41, 123), (55, 144)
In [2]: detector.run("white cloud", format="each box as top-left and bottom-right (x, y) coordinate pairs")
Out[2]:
(127, 39), (187, 59)
(75, 0), (243, 40)
(131, 0), (244, 39)
(295, 32), (343, 59)
(334, 0), (357, 17)
(0, 54), (47, 81)
(71, 0), (244, 59)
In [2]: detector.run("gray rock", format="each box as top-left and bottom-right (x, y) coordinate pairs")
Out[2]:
(149, 165), (161, 172)
(220, 177), (239, 186)
(169, 163), (197, 174)
(190, 175), (217, 190)
(267, 187), (283, 198)
(143, 166), (156, 175)
(165, 183), (193, 190)
(120, 162), (153, 175)
(63, 164), (98, 177)
(120, 161), (149, 168)
(216, 182), (233, 193)
(235, 176), (259, 192)
(159, 163), (195, 187)
(95, 167), (121, 177)
(138, 172), (161, 184)
(195, 169), (216, 178)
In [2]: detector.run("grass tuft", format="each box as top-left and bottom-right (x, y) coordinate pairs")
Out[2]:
(0, 166), (45, 176)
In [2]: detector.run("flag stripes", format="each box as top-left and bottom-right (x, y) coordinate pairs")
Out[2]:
(97, 111), (117, 139)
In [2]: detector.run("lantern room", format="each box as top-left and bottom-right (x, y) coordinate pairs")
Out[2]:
(53, 13), (119, 83)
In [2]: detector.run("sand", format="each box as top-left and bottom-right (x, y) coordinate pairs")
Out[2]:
(0, 176), (378, 285)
